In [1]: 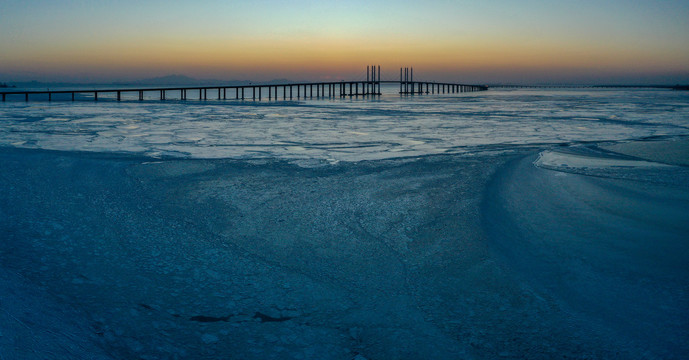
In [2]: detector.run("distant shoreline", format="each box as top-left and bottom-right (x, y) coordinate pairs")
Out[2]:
(489, 84), (689, 90)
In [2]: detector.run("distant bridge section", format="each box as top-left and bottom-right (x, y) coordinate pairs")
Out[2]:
(396, 66), (488, 94)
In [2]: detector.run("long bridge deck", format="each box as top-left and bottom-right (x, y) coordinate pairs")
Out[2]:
(1, 79), (488, 102)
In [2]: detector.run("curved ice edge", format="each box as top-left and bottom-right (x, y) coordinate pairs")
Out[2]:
(481, 151), (689, 358)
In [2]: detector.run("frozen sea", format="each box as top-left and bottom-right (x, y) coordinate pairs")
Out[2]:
(2, 85), (688, 163)
(1, 86), (688, 359)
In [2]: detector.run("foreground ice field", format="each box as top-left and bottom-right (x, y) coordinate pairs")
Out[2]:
(1, 136), (687, 359)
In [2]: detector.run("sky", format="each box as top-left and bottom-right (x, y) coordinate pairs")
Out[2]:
(1, 0), (688, 84)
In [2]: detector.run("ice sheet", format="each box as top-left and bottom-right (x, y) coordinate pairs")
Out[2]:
(1, 87), (688, 162)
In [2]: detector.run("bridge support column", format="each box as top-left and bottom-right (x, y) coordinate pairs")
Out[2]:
(377, 65), (380, 94)
(400, 68), (403, 93)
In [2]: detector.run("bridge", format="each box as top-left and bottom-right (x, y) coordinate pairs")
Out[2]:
(0, 66), (488, 102)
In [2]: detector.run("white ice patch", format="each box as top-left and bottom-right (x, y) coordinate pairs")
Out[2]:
(534, 149), (674, 170)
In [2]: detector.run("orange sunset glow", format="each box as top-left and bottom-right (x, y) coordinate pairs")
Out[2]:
(1, 1), (688, 84)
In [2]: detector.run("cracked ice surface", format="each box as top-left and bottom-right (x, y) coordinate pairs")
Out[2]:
(1, 88), (689, 359)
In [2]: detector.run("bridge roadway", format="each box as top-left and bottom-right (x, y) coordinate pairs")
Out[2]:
(0, 80), (488, 102)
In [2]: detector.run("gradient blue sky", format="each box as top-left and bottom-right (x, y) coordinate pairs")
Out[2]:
(1, 0), (688, 84)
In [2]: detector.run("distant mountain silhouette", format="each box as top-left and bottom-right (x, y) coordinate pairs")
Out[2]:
(2, 75), (302, 88)
(123, 74), (244, 86)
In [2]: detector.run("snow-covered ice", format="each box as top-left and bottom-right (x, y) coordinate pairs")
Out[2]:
(1, 88), (688, 359)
